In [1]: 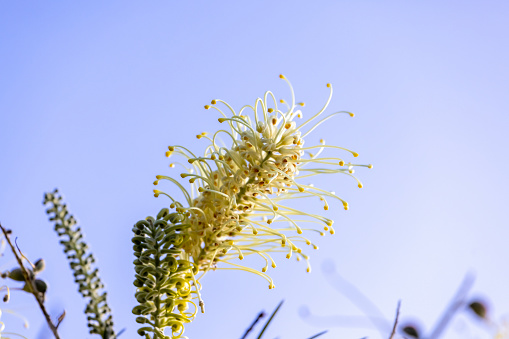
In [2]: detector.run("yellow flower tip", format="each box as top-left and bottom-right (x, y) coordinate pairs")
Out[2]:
(267, 108), (274, 113)
(188, 158), (195, 164)
(298, 102), (305, 107)
(326, 220), (333, 227)
(368, 164), (373, 169)
(211, 99), (217, 105)
(196, 134), (202, 139)
(252, 229), (258, 235)
(201, 132), (207, 136)
(239, 254), (244, 260)
(358, 183), (363, 188)
(272, 263), (277, 268)
(286, 253), (291, 259)
(272, 205), (278, 211)
(189, 178), (196, 183)
(352, 152), (359, 157)
(170, 203), (175, 208)
(165, 151), (173, 157)
(313, 244), (318, 250)
(320, 138), (325, 144)
(319, 232), (325, 236)
(180, 173), (187, 178)
(168, 146), (175, 151)
(218, 155), (224, 160)
(349, 169), (354, 174)
(271, 117), (277, 125)
(349, 112), (355, 117)
(269, 284), (275, 289)
(267, 219), (273, 224)
(326, 83), (331, 88)
(296, 228), (303, 234)
(306, 267), (311, 273)
(169, 163), (175, 168)
(198, 187), (204, 193)
(298, 187), (305, 192)
(306, 240), (311, 245)
(344, 205), (349, 210)
(218, 118), (226, 123)
(339, 161), (345, 166)
(330, 228), (335, 235)
(324, 205), (329, 210)
(153, 180), (159, 186)
(262, 267), (267, 272)
(279, 74), (285, 79)
(297, 113), (302, 118)
(156, 175), (163, 179)
(153, 189), (160, 197)
(279, 99), (285, 104)
(204, 105), (211, 110)
(210, 154), (216, 160)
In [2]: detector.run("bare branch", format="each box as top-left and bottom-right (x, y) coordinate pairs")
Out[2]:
(0, 223), (61, 339)
(388, 301), (401, 339)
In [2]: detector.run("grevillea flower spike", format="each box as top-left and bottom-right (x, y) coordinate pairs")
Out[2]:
(132, 75), (372, 339)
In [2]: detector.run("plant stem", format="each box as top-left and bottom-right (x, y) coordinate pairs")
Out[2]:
(0, 223), (61, 339)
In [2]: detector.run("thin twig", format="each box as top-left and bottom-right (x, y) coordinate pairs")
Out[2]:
(241, 311), (266, 339)
(0, 223), (61, 339)
(322, 261), (391, 335)
(427, 273), (475, 339)
(388, 301), (401, 339)
(256, 300), (284, 339)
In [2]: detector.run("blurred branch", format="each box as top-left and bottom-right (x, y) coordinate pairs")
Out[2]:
(241, 311), (265, 339)
(388, 301), (401, 339)
(0, 223), (61, 339)
(322, 260), (391, 335)
(427, 273), (475, 339)
(256, 300), (284, 339)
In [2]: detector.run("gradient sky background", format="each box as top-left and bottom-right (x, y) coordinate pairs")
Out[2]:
(1, 1), (508, 338)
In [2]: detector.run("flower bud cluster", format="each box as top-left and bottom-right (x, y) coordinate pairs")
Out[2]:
(44, 189), (116, 339)
(132, 210), (199, 339)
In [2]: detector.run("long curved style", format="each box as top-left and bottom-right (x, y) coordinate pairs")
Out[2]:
(133, 75), (371, 338)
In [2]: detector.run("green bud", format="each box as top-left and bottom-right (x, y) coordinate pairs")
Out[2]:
(157, 208), (170, 220)
(402, 325), (420, 338)
(34, 279), (48, 294)
(468, 301), (487, 319)
(168, 213), (184, 224)
(34, 259), (46, 273)
(135, 316), (148, 324)
(8, 268), (27, 282)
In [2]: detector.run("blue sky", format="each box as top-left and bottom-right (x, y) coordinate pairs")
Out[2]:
(1, 1), (508, 338)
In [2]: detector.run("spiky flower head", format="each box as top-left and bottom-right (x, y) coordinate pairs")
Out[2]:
(134, 75), (371, 338)
(154, 75), (371, 286)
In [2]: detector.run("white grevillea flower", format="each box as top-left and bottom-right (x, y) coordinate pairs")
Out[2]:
(153, 75), (371, 289)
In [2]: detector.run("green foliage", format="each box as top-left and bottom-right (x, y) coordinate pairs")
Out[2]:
(43, 189), (116, 339)
(132, 209), (199, 339)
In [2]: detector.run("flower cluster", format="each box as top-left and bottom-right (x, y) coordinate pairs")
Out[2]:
(44, 190), (116, 339)
(135, 75), (371, 338)
(154, 75), (370, 284)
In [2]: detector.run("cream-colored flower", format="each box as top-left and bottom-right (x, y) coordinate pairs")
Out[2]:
(153, 75), (371, 289)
